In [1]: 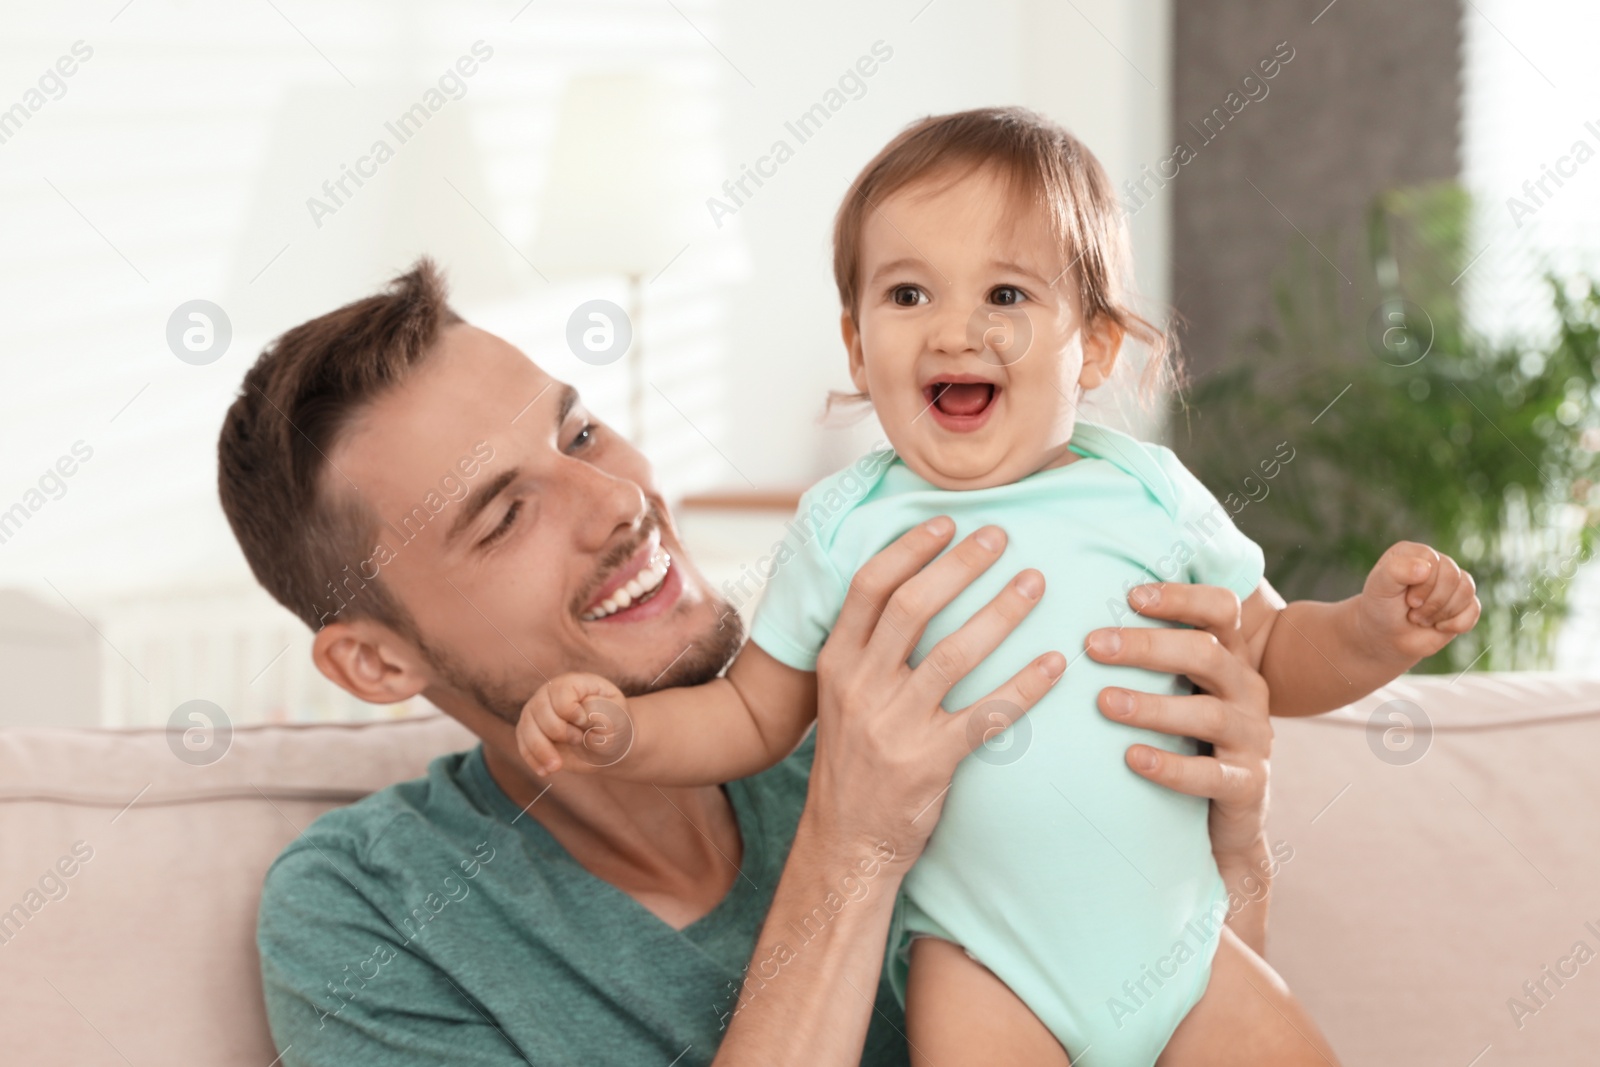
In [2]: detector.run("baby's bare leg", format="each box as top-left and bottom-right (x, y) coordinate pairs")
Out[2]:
(1158, 926), (1341, 1066)
(904, 936), (1071, 1067)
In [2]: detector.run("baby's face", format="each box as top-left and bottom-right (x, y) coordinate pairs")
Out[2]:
(843, 165), (1119, 491)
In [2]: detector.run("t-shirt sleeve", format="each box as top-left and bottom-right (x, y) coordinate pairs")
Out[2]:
(1148, 446), (1266, 600)
(745, 488), (853, 673)
(258, 844), (536, 1067)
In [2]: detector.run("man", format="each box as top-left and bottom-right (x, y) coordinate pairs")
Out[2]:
(219, 260), (1286, 1065)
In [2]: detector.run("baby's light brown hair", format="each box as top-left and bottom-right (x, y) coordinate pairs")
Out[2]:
(831, 106), (1176, 401)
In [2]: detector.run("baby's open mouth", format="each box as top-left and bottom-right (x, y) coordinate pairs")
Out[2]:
(924, 379), (1000, 430)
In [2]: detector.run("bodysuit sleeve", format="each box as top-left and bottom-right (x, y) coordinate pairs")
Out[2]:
(1147, 446), (1267, 600)
(745, 478), (858, 673)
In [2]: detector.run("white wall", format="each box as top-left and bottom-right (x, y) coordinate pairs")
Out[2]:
(1459, 0), (1600, 674)
(1460, 0), (1600, 345)
(0, 0), (1172, 722)
(713, 0), (1173, 486)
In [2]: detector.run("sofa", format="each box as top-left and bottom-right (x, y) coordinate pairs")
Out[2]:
(2, 672), (1597, 1065)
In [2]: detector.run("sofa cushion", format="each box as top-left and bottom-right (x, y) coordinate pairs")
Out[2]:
(4, 672), (1600, 1065)
(0, 712), (475, 1067)
(1266, 671), (1600, 1065)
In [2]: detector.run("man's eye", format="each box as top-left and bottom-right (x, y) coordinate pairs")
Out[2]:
(481, 501), (520, 546)
(565, 423), (596, 453)
(989, 286), (1026, 306)
(890, 285), (926, 307)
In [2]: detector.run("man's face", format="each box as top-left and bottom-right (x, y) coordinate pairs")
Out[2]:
(328, 323), (740, 721)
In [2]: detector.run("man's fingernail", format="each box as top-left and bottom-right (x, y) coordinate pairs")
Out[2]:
(1016, 570), (1044, 599)
(1087, 630), (1122, 655)
(1132, 584), (1161, 608)
(1132, 747), (1158, 772)
(1106, 689), (1134, 717)
(924, 516), (953, 536)
(1039, 652), (1066, 679)
(975, 526), (1004, 551)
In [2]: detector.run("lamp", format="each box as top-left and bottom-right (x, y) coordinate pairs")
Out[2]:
(531, 72), (707, 442)
(228, 79), (523, 327)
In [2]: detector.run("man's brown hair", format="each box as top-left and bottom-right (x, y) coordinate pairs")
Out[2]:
(217, 258), (461, 634)
(831, 106), (1175, 399)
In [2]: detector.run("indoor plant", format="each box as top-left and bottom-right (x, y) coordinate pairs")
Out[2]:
(1178, 182), (1600, 672)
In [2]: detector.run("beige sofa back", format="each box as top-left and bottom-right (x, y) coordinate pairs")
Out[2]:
(2, 674), (1598, 1065)
(0, 713), (474, 1066)
(1263, 672), (1600, 1066)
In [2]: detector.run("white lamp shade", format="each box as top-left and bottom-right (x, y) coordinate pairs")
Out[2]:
(228, 83), (522, 322)
(531, 72), (711, 277)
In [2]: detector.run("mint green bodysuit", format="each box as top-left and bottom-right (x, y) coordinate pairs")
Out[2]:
(747, 422), (1264, 1065)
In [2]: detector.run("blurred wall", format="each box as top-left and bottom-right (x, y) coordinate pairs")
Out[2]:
(717, 0), (1174, 484)
(1169, 0), (1462, 384)
(0, 0), (1175, 724)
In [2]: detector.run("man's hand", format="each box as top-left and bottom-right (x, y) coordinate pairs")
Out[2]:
(1355, 541), (1481, 664)
(806, 517), (1065, 870)
(1085, 582), (1276, 951)
(516, 672), (634, 777)
(711, 519), (1060, 1066)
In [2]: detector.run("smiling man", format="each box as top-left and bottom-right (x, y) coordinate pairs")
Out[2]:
(219, 260), (1286, 1066)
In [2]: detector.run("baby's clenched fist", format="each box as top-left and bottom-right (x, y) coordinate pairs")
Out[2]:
(1356, 541), (1481, 665)
(516, 672), (634, 777)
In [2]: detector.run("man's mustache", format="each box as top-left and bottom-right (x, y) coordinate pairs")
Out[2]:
(567, 503), (668, 618)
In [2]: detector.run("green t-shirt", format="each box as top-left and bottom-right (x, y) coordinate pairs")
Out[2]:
(257, 725), (911, 1066)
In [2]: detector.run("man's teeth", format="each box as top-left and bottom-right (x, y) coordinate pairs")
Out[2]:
(581, 551), (671, 621)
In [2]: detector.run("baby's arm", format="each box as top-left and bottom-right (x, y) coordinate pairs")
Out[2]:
(1237, 541), (1481, 716)
(516, 642), (818, 786)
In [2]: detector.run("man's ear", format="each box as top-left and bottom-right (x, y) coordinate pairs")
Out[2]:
(841, 310), (870, 394)
(1078, 314), (1126, 391)
(312, 617), (430, 706)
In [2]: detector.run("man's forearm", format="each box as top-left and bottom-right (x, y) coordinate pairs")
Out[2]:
(1216, 837), (1273, 957)
(1259, 599), (1410, 716)
(711, 813), (905, 1066)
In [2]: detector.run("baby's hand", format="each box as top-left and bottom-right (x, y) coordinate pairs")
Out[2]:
(1356, 541), (1481, 664)
(516, 673), (635, 777)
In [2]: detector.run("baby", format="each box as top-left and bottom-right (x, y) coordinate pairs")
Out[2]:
(519, 108), (1479, 1065)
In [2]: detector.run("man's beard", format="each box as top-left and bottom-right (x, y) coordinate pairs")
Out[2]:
(612, 605), (747, 698)
(416, 595), (747, 725)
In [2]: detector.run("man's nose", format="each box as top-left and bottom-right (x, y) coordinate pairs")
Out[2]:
(563, 460), (649, 549)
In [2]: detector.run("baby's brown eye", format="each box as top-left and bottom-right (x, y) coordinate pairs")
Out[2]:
(990, 286), (1024, 306)
(891, 285), (924, 307)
